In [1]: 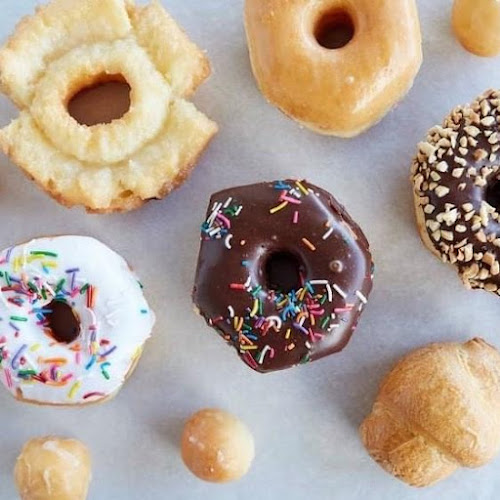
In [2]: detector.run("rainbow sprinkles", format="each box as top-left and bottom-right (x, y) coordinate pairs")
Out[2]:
(193, 179), (374, 373)
(0, 236), (155, 405)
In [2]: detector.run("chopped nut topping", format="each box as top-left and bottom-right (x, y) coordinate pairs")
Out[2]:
(411, 90), (500, 294)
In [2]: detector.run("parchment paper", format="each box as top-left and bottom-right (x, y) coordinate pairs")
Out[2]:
(0, 1), (498, 498)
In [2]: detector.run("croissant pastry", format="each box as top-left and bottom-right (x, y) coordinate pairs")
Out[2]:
(360, 338), (500, 487)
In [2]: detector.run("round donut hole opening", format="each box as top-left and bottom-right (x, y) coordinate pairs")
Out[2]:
(486, 179), (500, 210)
(314, 10), (355, 50)
(264, 251), (305, 293)
(67, 74), (131, 126)
(45, 299), (81, 344)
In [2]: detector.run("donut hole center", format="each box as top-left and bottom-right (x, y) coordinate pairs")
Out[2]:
(67, 74), (131, 126)
(45, 300), (81, 344)
(486, 179), (500, 210)
(264, 251), (305, 293)
(314, 10), (355, 49)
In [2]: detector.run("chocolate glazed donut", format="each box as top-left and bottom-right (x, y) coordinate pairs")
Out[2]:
(193, 180), (374, 373)
(412, 90), (500, 295)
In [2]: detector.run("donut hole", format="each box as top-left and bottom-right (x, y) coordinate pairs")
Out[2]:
(45, 299), (81, 344)
(264, 251), (305, 293)
(486, 179), (500, 210)
(314, 10), (355, 49)
(67, 74), (131, 126)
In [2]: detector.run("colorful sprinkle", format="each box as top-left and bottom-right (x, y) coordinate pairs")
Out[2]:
(30, 251), (58, 258)
(301, 238), (316, 251)
(11, 344), (27, 369)
(101, 362), (111, 380)
(10, 316), (27, 322)
(270, 201), (289, 214)
(356, 290), (368, 304)
(322, 227), (334, 240)
(295, 181), (309, 196)
(83, 391), (105, 400)
(68, 381), (81, 399)
(332, 284), (347, 299)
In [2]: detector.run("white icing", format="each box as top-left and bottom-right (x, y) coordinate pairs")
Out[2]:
(0, 236), (155, 405)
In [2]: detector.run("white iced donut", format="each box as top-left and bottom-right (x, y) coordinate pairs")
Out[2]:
(0, 236), (155, 405)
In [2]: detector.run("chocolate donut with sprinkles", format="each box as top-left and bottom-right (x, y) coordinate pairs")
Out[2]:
(412, 89), (500, 296)
(0, 236), (155, 405)
(193, 180), (374, 373)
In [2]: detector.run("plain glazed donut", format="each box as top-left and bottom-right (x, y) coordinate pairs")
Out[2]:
(193, 179), (373, 373)
(411, 89), (500, 296)
(244, 0), (422, 137)
(0, 236), (155, 405)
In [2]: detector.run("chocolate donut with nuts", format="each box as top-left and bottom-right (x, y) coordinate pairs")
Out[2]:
(411, 89), (500, 294)
(193, 180), (374, 373)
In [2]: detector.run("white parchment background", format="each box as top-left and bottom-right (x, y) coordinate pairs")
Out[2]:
(0, 0), (498, 499)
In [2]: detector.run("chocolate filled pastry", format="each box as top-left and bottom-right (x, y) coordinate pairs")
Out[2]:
(411, 89), (500, 296)
(193, 180), (374, 373)
(361, 338), (500, 487)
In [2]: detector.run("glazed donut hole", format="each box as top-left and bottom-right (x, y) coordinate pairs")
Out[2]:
(181, 409), (255, 483)
(452, 0), (500, 57)
(313, 8), (355, 50)
(14, 436), (91, 500)
(67, 73), (132, 126)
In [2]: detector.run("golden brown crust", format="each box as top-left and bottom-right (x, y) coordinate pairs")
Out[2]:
(452, 0), (500, 58)
(15, 436), (91, 500)
(0, 0), (217, 213)
(0, 0), (132, 108)
(244, 0), (422, 137)
(360, 338), (500, 487)
(181, 409), (255, 483)
(128, 0), (211, 98)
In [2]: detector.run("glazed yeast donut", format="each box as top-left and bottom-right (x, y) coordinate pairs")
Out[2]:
(0, 0), (217, 213)
(0, 236), (155, 405)
(411, 90), (500, 296)
(193, 180), (373, 373)
(244, 0), (422, 136)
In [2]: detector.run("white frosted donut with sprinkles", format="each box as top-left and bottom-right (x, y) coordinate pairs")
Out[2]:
(0, 236), (155, 405)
